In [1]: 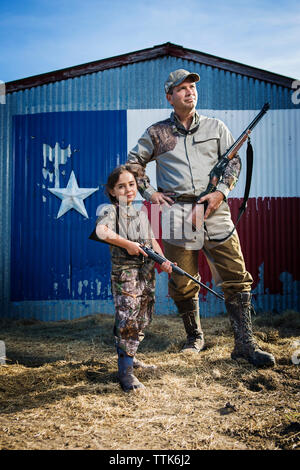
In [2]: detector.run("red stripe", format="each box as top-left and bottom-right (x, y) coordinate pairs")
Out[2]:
(145, 198), (300, 298)
(229, 197), (300, 294)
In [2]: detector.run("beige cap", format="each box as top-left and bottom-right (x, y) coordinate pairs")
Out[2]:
(164, 69), (200, 93)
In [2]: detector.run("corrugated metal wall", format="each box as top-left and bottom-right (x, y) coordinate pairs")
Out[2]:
(1, 55), (299, 320)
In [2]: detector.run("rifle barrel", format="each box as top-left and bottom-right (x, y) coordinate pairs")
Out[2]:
(248, 102), (270, 131)
(180, 270), (224, 300)
(141, 245), (224, 301)
(225, 102), (270, 157)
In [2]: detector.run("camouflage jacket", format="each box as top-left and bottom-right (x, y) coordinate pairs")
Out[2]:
(127, 111), (240, 247)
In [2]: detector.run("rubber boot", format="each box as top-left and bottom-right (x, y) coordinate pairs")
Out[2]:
(225, 292), (275, 367)
(175, 298), (205, 353)
(117, 347), (145, 392)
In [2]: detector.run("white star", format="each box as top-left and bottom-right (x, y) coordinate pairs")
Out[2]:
(48, 171), (98, 218)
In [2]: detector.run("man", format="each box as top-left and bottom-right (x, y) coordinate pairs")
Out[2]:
(127, 69), (275, 367)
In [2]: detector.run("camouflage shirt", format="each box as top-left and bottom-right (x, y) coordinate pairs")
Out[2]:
(96, 203), (155, 273)
(127, 111), (241, 247)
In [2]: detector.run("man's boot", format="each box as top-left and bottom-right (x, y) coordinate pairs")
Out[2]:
(117, 347), (145, 392)
(225, 292), (275, 367)
(175, 298), (205, 353)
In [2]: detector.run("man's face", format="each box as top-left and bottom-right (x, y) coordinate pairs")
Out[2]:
(166, 79), (198, 113)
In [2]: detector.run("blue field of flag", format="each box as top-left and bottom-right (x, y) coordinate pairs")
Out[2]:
(11, 111), (127, 301)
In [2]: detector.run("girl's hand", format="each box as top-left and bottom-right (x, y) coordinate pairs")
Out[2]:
(160, 260), (173, 274)
(126, 241), (148, 257)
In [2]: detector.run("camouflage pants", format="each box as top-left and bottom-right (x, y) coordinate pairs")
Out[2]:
(111, 268), (156, 357)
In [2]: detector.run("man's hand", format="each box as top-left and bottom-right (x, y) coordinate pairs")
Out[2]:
(198, 190), (224, 219)
(150, 191), (175, 207)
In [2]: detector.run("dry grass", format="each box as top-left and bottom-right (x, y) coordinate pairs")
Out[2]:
(0, 310), (299, 450)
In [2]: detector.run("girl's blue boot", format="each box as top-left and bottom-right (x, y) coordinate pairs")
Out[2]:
(117, 347), (145, 392)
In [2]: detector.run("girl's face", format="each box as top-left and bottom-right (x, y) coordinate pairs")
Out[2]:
(109, 170), (137, 204)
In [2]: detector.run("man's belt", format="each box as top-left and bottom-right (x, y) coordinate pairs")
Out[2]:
(170, 195), (199, 203)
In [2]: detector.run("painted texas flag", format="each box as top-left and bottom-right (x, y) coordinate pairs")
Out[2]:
(11, 109), (300, 315)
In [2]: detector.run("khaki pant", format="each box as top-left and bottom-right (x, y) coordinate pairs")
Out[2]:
(163, 232), (253, 303)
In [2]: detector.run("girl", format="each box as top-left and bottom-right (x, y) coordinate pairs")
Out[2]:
(95, 164), (172, 392)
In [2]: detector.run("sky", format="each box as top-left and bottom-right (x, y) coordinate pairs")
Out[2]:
(0, 0), (299, 83)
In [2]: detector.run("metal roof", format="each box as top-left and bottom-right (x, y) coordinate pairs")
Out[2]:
(6, 42), (294, 94)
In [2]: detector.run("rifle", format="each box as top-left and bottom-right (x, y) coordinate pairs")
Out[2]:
(192, 102), (270, 237)
(89, 229), (224, 301)
(140, 245), (224, 300)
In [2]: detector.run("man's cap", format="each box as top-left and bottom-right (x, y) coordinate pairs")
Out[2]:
(164, 69), (200, 94)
